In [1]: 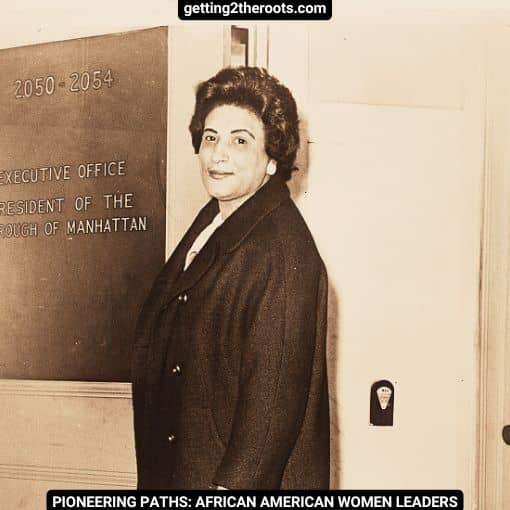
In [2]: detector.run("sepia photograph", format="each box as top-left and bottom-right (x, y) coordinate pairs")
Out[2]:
(0, 1), (509, 508)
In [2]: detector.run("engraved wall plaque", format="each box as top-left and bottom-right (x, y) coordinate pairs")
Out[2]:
(0, 27), (168, 380)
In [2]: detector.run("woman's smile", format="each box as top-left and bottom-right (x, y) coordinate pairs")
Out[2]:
(208, 169), (234, 179)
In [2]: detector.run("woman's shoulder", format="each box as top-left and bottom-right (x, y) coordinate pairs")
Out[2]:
(247, 197), (324, 269)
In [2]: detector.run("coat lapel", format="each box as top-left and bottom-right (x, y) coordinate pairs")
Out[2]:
(154, 176), (290, 306)
(165, 236), (219, 303)
(140, 198), (219, 318)
(215, 176), (290, 254)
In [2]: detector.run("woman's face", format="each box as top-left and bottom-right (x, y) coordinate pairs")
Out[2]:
(198, 104), (271, 211)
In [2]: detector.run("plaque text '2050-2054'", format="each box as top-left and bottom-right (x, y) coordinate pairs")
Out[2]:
(14, 68), (114, 99)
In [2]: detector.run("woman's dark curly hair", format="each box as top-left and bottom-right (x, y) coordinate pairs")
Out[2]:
(189, 67), (300, 181)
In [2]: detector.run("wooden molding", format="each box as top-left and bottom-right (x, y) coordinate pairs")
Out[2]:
(0, 379), (132, 399)
(477, 27), (510, 509)
(0, 463), (136, 487)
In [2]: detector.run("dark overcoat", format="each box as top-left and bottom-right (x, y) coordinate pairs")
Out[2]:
(131, 176), (329, 489)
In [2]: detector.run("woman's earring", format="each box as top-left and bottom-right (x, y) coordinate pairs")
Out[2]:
(266, 160), (277, 176)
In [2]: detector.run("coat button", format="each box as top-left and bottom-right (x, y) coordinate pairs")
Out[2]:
(171, 364), (182, 375)
(177, 294), (188, 303)
(167, 434), (176, 443)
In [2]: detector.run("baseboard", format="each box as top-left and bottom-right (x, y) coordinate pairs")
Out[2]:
(0, 463), (136, 487)
(0, 379), (132, 399)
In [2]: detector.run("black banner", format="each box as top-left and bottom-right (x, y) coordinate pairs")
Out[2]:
(178, 0), (332, 21)
(48, 490), (463, 510)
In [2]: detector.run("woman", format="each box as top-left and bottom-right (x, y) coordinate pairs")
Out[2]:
(132, 67), (329, 490)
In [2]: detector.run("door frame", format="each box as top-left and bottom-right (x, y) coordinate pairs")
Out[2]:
(478, 24), (510, 510)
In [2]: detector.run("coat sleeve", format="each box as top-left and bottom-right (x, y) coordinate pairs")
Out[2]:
(212, 242), (328, 489)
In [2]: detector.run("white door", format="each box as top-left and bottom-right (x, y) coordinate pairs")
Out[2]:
(269, 16), (485, 506)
